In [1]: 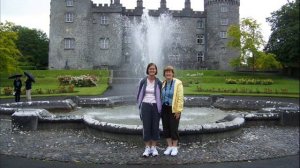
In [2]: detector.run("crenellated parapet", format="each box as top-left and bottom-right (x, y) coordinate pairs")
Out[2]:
(91, 2), (122, 13)
(204, 0), (240, 7)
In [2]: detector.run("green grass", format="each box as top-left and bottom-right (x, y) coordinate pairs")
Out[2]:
(176, 70), (299, 98)
(0, 70), (110, 98)
(0, 69), (298, 98)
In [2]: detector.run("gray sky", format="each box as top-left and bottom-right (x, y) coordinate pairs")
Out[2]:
(1, 0), (288, 42)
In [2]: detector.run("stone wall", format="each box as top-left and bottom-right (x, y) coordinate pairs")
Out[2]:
(49, 0), (91, 69)
(49, 0), (240, 70)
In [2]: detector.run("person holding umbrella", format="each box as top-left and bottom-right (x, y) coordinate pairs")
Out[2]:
(24, 72), (35, 101)
(12, 75), (22, 102)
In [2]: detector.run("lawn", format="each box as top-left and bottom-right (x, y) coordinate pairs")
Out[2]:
(0, 70), (110, 98)
(0, 70), (298, 98)
(176, 70), (299, 98)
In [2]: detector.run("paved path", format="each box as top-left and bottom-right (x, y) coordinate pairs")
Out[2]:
(0, 154), (299, 168)
(0, 84), (299, 168)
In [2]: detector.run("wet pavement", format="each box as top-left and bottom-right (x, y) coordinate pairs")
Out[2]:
(0, 117), (299, 165)
(0, 90), (299, 167)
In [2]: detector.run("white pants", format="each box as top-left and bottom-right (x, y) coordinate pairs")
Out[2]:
(26, 89), (31, 101)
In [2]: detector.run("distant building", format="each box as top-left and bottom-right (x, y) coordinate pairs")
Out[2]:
(49, 0), (240, 70)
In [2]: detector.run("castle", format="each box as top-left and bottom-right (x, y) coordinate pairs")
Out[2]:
(49, 0), (240, 70)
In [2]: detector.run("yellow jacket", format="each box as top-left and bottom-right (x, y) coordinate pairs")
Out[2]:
(162, 78), (184, 113)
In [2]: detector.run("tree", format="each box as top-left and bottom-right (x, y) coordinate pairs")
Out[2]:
(256, 52), (282, 70)
(228, 18), (282, 71)
(265, 0), (299, 68)
(0, 22), (21, 74)
(13, 26), (49, 68)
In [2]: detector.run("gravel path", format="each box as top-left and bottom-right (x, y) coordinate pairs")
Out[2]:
(0, 118), (298, 164)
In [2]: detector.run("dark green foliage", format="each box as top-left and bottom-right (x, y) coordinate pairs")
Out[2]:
(265, 1), (300, 67)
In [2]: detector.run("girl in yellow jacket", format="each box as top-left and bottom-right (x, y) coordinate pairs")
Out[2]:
(161, 66), (184, 156)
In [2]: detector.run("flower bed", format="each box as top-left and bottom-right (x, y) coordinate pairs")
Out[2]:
(58, 75), (98, 87)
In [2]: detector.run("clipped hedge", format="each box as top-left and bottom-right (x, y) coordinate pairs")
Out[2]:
(225, 78), (274, 85)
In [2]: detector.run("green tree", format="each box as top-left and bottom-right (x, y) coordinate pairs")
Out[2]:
(256, 52), (282, 70)
(13, 26), (49, 69)
(265, 0), (299, 68)
(228, 18), (282, 71)
(0, 22), (21, 74)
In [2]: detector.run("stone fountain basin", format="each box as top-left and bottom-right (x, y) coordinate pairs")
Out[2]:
(0, 96), (299, 134)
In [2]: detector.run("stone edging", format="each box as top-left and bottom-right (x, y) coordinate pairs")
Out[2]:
(0, 96), (299, 134)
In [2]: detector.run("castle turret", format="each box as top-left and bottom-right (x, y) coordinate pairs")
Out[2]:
(160, 0), (167, 9)
(114, 0), (120, 5)
(137, 0), (143, 8)
(158, 0), (168, 13)
(185, 0), (191, 9)
(204, 0), (240, 70)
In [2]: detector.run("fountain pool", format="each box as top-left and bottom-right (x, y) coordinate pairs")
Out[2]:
(74, 106), (229, 126)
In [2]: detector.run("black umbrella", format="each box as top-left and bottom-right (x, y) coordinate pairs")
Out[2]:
(8, 74), (23, 79)
(24, 71), (35, 82)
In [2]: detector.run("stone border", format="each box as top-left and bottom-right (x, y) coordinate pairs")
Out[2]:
(1, 96), (299, 134)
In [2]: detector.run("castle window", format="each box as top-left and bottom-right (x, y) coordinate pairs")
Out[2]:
(124, 36), (131, 44)
(220, 18), (229, 25)
(100, 16), (108, 25)
(221, 6), (228, 12)
(66, 0), (74, 7)
(124, 21), (131, 31)
(65, 13), (74, 22)
(219, 31), (227, 39)
(197, 20), (204, 29)
(197, 52), (204, 63)
(100, 38), (109, 49)
(196, 34), (205, 44)
(64, 38), (75, 49)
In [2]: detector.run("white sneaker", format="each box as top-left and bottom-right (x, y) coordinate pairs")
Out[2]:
(163, 146), (173, 155)
(142, 146), (151, 157)
(171, 147), (178, 156)
(151, 146), (159, 156)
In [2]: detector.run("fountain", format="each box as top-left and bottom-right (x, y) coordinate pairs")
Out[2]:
(122, 9), (180, 76)
(0, 96), (298, 138)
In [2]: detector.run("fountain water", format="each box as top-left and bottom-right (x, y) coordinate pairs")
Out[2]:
(125, 9), (180, 76)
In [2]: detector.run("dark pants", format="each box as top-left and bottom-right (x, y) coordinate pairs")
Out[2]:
(161, 104), (180, 140)
(141, 102), (160, 141)
(15, 90), (21, 102)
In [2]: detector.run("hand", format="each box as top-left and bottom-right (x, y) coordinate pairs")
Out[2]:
(174, 113), (181, 119)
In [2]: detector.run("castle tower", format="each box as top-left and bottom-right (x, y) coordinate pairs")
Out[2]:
(160, 0), (167, 9)
(204, 0), (240, 70)
(137, 0), (143, 8)
(49, 0), (91, 69)
(185, 0), (191, 9)
(114, 0), (120, 5)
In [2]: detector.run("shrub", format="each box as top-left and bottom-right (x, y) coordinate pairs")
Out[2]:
(225, 78), (237, 84)
(58, 86), (67, 93)
(196, 85), (203, 92)
(225, 78), (274, 85)
(68, 84), (75, 93)
(58, 75), (72, 85)
(262, 79), (274, 85)
(35, 88), (44, 94)
(281, 88), (288, 94)
(3, 87), (13, 96)
(21, 88), (26, 95)
(58, 75), (98, 87)
(46, 89), (56, 94)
